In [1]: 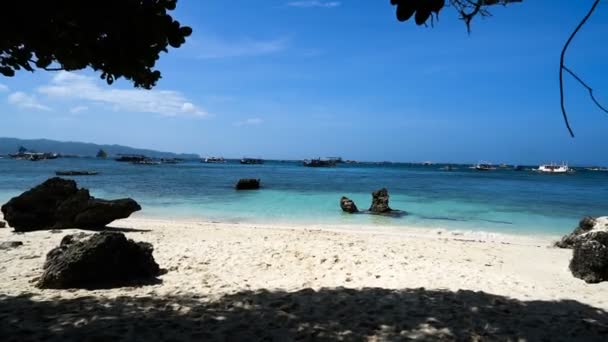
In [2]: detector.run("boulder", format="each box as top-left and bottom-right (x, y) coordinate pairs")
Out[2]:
(0, 220), (5, 228)
(236, 178), (260, 190)
(0, 241), (23, 250)
(569, 231), (608, 283)
(556, 217), (608, 248)
(340, 196), (359, 213)
(369, 188), (392, 213)
(37, 231), (161, 289)
(0, 178), (141, 232)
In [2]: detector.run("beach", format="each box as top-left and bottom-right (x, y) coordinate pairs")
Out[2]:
(1, 216), (607, 340)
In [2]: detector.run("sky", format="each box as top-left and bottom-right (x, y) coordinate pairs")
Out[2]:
(2, 0), (608, 165)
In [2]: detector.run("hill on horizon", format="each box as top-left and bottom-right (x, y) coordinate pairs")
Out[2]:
(0, 137), (199, 159)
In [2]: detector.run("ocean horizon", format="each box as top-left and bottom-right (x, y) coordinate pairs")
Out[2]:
(2, 157), (606, 236)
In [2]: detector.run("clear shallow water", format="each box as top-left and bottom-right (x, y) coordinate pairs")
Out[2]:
(1, 158), (607, 235)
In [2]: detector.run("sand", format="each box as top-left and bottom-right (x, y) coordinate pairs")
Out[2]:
(1, 216), (607, 341)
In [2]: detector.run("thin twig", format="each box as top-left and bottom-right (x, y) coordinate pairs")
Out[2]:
(559, 0), (601, 137)
(563, 65), (608, 114)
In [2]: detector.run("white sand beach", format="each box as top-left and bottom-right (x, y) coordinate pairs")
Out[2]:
(1, 216), (607, 341)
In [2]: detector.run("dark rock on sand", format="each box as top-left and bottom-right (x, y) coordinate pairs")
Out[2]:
(370, 188), (391, 213)
(569, 231), (608, 283)
(37, 231), (160, 289)
(555, 216), (598, 248)
(0, 177), (141, 232)
(0, 221), (5, 228)
(0, 241), (23, 250)
(340, 196), (358, 213)
(236, 178), (260, 190)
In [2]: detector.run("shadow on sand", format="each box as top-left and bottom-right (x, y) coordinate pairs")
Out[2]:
(1, 287), (607, 341)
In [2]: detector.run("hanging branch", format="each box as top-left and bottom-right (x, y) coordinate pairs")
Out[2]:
(559, 0), (602, 137)
(563, 65), (608, 115)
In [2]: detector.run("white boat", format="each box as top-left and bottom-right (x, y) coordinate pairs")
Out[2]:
(473, 162), (496, 171)
(203, 157), (225, 163)
(537, 163), (570, 174)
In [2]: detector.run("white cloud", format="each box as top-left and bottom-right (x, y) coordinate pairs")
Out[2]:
(235, 118), (263, 126)
(38, 71), (207, 117)
(287, 1), (341, 8)
(197, 35), (288, 59)
(7, 92), (52, 111)
(0, 84), (8, 92)
(70, 105), (89, 114)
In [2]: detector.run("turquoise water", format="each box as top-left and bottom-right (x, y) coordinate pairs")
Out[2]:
(1, 158), (607, 235)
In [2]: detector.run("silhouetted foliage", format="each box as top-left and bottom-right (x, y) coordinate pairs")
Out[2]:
(1, 287), (606, 341)
(390, 0), (523, 31)
(0, 0), (191, 89)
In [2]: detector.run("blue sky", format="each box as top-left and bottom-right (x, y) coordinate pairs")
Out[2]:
(2, 0), (608, 165)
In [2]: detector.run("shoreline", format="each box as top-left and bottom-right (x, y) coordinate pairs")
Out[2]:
(128, 214), (562, 246)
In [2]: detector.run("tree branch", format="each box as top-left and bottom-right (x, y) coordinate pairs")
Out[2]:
(563, 65), (608, 115)
(559, 0), (601, 138)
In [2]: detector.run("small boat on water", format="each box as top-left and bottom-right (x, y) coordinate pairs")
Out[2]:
(115, 154), (147, 162)
(303, 158), (337, 167)
(536, 163), (571, 174)
(586, 166), (608, 172)
(240, 157), (264, 165)
(203, 157), (226, 163)
(473, 162), (496, 171)
(55, 170), (99, 176)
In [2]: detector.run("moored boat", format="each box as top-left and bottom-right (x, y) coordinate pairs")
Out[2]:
(473, 162), (496, 171)
(55, 170), (99, 176)
(240, 157), (264, 165)
(203, 157), (226, 163)
(303, 158), (337, 167)
(536, 163), (571, 174)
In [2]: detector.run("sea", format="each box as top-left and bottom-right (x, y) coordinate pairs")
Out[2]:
(1, 158), (607, 236)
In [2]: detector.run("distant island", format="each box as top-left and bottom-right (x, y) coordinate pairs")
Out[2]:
(0, 137), (199, 159)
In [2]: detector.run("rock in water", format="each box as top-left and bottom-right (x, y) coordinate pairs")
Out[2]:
(235, 178), (260, 190)
(0, 177), (141, 232)
(37, 232), (161, 289)
(369, 188), (392, 213)
(340, 196), (359, 213)
(569, 231), (608, 283)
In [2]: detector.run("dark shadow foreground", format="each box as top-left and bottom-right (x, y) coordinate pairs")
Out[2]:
(0, 287), (606, 341)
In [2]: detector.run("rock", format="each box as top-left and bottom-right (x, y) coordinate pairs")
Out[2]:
(340, 196), (359, 213)
(235, 178), (260, 190)
(0, 221), (5, 228)
(569, 231), (608, 283)
(37, 231), (161, 289)
(369, 188), (392, 213)
(0, 241), (23, 250)
(556, 217), (608, 249)
(0, 178), (141, 232)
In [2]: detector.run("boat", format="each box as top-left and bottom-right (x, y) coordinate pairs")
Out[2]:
(586, 167), (608, 172)
(536, 163), (571, 174)
(203, 157), (226, 163)
(9, 152), (58, 161)
(240, 157), (264, 165)
(115, 154), (147, 162)
(303, 158), (337, 167)
(55, 170), (99, 176)
(132, 159), (161, 165)
(473, 162), (496, 171)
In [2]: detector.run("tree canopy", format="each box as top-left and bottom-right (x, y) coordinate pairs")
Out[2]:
(0, 0), (191, 89)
